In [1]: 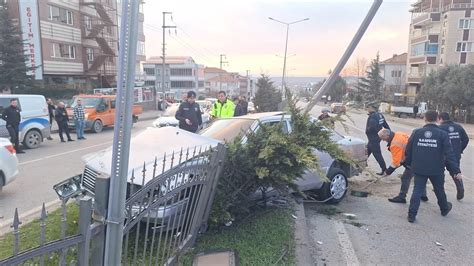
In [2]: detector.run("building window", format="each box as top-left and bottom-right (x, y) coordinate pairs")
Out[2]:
(458, 19), (474, 29)
(171, 81), (195, 88)
(170, 68), (193, 76)
(144, 68), (155, 75)
(49, 5), (73, 25)
(411, 42), (425, 56)
(52, 43), (76, 59)
(84, 15), (92, 30)
(137, 41), (145, 56)
(456, 42), (473, 52)
(391, 70), (402, 78)
(86, 48), (94, 62)
(144, 80), (155, 86)
(426, 44), (438, 55)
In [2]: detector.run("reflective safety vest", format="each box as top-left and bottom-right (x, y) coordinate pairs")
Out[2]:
(211, 99), (235, 118)
(389, 132), (409, 168)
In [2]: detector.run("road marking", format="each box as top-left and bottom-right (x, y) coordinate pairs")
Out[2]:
(19, 142), (113, 166)
(334, 220), (360, 265)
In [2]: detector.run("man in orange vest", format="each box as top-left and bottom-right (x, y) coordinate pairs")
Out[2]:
(378, 128), (428, 203)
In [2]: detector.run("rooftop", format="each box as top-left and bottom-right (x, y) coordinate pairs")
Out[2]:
(204, 67), (227, 74)
(381, 53), (407, 65)
(207, 75), (240, 83)
(145, 56), (195, 65)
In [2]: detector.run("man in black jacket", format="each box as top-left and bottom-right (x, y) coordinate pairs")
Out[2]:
(55, 102), (74, 143)
(175, 91), (202, 133)
(46, 98), (55, 140)
(1, 99), (24, 153)
(438, 112), (469, 200)
(365, 102), (390, 175)
(405, 110), (463, 223)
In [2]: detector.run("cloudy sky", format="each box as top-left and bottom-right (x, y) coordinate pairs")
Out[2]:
(143, 0), (413, 76)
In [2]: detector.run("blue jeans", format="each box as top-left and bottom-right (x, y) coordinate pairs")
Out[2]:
(409, 174), (449, 217)
(75, 120), (85, 139)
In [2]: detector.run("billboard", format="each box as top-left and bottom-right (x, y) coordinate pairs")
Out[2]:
(18, 0), (43, 80)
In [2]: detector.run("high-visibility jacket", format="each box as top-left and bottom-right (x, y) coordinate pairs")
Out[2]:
(211, 99), (235, 118)
(388, 131), (409, 168)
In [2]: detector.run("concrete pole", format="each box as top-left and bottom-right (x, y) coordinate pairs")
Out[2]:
(103, 0), (139, 264)
(282, 24), (289, 94)
(305, 0), (383, 113)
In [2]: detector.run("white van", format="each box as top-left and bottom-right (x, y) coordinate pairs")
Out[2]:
(0, 95), (51, 149)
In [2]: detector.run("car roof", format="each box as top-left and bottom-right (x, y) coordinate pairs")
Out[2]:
(236, 111), (286, 120)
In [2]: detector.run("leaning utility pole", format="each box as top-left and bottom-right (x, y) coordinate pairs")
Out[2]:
(219, 54), (228, 92)
(162, 12), (176, 95)
(305, 0), (383, 113)
(104, 0), (139, 264)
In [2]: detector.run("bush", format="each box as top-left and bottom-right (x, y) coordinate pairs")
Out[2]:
(209, 89), (349, 226)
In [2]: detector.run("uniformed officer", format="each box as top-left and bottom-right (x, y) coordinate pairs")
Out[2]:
(1, 99), (25, 153)
(438, 112), (469, 200)
(175, 91), (202, 133)
(365, 102), (390, 175)
(404, 110), (463, 223)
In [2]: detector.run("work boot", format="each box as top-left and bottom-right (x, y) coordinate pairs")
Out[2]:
(68, 139), (75, 142)
(455, 180), (464, 200)
(441, 202), (453, 216)
(61, 140), (66, 143)
(407, 215), (416, 223)
(421, 196), (429, 202)
(388, 196), (406, 204)
(376, 171), (385, 176)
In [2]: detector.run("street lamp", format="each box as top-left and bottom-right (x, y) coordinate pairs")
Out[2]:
(269, 17), (309, 93)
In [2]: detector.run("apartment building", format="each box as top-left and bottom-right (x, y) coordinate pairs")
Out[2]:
(7, 0), (120, 89)
(143, 56), (199, 98)
(407, 0), (474, 103)
(203, 67), (241, 97)
(380, 53), (407, 102)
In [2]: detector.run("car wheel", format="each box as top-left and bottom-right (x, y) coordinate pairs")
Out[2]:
(322, 168), (348, 204)
(23, 129), (42, 149)
(92, 120), (103, 133)
(0, 171), (5, 191)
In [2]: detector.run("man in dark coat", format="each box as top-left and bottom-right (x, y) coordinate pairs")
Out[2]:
(55, 102), (74, 143)
(1, 99), (24, 153)
(365, 102), (390, 175)
(175, 91), (203, 133)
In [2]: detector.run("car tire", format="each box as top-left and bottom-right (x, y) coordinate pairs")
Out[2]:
(322, 168), (348, 204)
(92, 120), (103, 133)
(23, 129), (42, 149)
(0, 171), (5, 191)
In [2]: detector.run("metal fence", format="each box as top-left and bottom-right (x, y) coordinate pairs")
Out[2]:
(0, 144), (226, 265)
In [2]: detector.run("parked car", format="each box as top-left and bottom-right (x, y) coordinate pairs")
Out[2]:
(0, 94), (51, 149)
(152, 103), (210, 129)
(67, 94), (143, 133)
(330, 103), (347, 114)
(0, 138), (19, 191)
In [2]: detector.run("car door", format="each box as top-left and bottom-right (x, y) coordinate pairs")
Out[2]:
(0, 97), (15, 138)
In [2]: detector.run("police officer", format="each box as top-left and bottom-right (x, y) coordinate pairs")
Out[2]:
(404, 110), (463, 223)
(1, 99), (25, 153)
(211, 91), (235, 118)
(438, 112), (469, 200)
(365, 102), (390, 175)
(175, 91), (202, 133)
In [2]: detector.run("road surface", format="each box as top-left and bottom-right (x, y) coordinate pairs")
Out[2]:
(304, 104), (473, 265)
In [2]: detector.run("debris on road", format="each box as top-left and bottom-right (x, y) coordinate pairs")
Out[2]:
(292, 214), (298, 219)
(317, 241), (323, 245)
(435, 242), (443, 246)
(343, 213), (357, 219)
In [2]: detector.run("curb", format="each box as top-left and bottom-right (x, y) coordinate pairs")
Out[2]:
(0, 199), (62, 236)
(294, 200), (313, 265)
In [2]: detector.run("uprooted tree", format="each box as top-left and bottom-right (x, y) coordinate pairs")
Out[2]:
(209, 88), (349, 225)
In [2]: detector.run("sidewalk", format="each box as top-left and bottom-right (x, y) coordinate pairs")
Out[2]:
(50, 110), (163, 134)
(385, 114), (474, 140)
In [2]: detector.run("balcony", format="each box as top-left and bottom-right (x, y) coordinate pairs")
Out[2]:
(412, 13), (430, 25)
(407, 67), (426, 84)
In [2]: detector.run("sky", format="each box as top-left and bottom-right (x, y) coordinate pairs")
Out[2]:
(143, 0), (413, 77)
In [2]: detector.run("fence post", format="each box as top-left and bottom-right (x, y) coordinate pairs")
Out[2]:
(90, 174), (110, 265)
(77, 196), (93, 266)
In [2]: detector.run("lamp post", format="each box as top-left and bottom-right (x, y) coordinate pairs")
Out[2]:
(269, 17), (309, 93)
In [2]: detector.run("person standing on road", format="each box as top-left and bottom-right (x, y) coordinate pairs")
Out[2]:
(1, 99), (24, 153)
(73, 99), (86, 140)
(240, 96), (248, 115)
(438, 112), (469, 200)
(211, 91), (235, 118)
(365, 102), (390, 175)
(46, 98), (55, 140)
(404, 110), (463, 223)
(234, 97), (245, 117)
(378, 128), (428, 203)
(175, 91), (202, 133)
(55, 102), (74, 143)
(413, 105), (419, 119)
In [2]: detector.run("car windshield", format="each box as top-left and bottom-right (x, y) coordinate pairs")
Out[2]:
(164, 105), (180, 116)
(199, 118), (255, 142)
(69, 97), (102, 108)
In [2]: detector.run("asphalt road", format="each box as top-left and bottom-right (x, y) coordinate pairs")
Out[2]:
(0, 119), (155, 221)
(304, 104), (474, 265)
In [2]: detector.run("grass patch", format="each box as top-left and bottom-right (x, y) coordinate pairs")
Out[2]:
(317, 206), (342, 216)
(0, 203), (79, 260)
(180, 208), (295, 265)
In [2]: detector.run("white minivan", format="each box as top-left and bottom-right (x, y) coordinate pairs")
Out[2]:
(0, 95), (51, 149)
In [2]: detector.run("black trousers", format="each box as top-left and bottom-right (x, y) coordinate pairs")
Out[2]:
(57, 121), (72, 141)
(409, 174), (449, 217)
(6, 124), (20, 150)
(367, 141), (387, 171)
